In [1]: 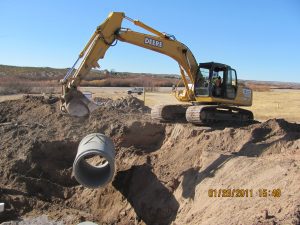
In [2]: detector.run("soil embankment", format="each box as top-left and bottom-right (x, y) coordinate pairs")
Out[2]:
(0, 96), (299, 225)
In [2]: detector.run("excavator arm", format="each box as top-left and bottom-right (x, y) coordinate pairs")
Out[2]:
(117, 30), (198, 92)
(60, 12), (199, 117)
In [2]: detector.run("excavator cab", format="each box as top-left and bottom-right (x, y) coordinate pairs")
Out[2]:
(195, 62), (237, 100)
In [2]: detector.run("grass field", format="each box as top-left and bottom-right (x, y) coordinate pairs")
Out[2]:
(1, 87), (299, 123)
(89, 87), (300, 122)
(249, 89), (300, 122)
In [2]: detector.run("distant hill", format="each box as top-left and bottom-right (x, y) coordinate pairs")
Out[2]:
(242, 80), (300, 91)
(0, 64), (299, 91)
(0, 65), (181, 92)
(0, 64), (179, 81)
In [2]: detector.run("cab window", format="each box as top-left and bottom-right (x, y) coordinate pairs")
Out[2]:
(228, 69), (237, 86)
(225, 69), (237, 99)
(195, 68), (210, 96)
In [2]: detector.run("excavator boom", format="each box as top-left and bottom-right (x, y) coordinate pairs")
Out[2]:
(60, 11), (253, 124)
(60, 12), (198, 117)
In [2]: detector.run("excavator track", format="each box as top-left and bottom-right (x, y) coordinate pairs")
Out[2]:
(186, 105), (254, 125)
(151, 104), (189, 122)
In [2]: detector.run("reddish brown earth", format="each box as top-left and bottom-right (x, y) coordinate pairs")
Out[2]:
(0, 96), (299, 225)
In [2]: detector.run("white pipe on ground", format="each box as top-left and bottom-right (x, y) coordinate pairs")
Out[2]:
(0, 203), (4, 213)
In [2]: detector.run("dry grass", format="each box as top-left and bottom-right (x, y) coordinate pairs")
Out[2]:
(246, 89), (300, 122)
(148, 90), (300, 122)
(0, 68), (180, 95)
(0, 79), (59, 95)
(1, 84), (299, 123)
(94, 88), (300, 123)
(244, 83), (272, 92)
(81, 76), (179, 87)
(80, 87), (300, 123)
(143, 90), (300, 122)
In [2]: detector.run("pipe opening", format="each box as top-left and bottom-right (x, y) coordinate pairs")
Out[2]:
(84, 154), (108, 167)
(73, 150), (114, 189)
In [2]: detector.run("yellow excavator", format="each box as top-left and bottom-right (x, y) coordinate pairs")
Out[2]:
(60, 12), (253, 124)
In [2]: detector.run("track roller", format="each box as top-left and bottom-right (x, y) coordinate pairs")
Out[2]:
(151, 104), (189, 122)
(186, 105), (253, 125)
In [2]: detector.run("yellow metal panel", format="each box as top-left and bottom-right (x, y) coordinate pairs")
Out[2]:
(193, 86), (252, 106)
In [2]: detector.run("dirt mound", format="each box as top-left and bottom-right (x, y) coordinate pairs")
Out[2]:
(11, 140), (78, 188)
(94, 95), (150, 113)
(0, 97), (299, 225)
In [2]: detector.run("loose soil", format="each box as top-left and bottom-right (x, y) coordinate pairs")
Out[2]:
(0, 95), (299, 225)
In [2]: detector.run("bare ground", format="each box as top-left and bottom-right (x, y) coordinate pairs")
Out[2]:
(0, 96), (299, 225)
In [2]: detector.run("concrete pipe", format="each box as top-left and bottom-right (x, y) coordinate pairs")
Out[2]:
(73, 133), (115, 188)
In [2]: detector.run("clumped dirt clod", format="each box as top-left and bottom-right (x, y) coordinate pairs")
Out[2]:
(0, 96), (299, 225)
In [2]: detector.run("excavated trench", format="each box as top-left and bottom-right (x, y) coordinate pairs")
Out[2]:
(12, 141), (79, 188)
(1, 97), (300, 225)
(1, 115), (171, 224)
(2, 140), (80, 222)
(113, 164), (179, 225)
(118, 121), (166, 152)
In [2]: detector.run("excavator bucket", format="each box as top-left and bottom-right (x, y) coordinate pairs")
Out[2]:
(62, 89), (99, 117)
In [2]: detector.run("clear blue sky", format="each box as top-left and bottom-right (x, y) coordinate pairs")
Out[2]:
(1, 0), (299, 82)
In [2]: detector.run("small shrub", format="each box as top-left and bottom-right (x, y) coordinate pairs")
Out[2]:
(0, 81), (33, 94)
